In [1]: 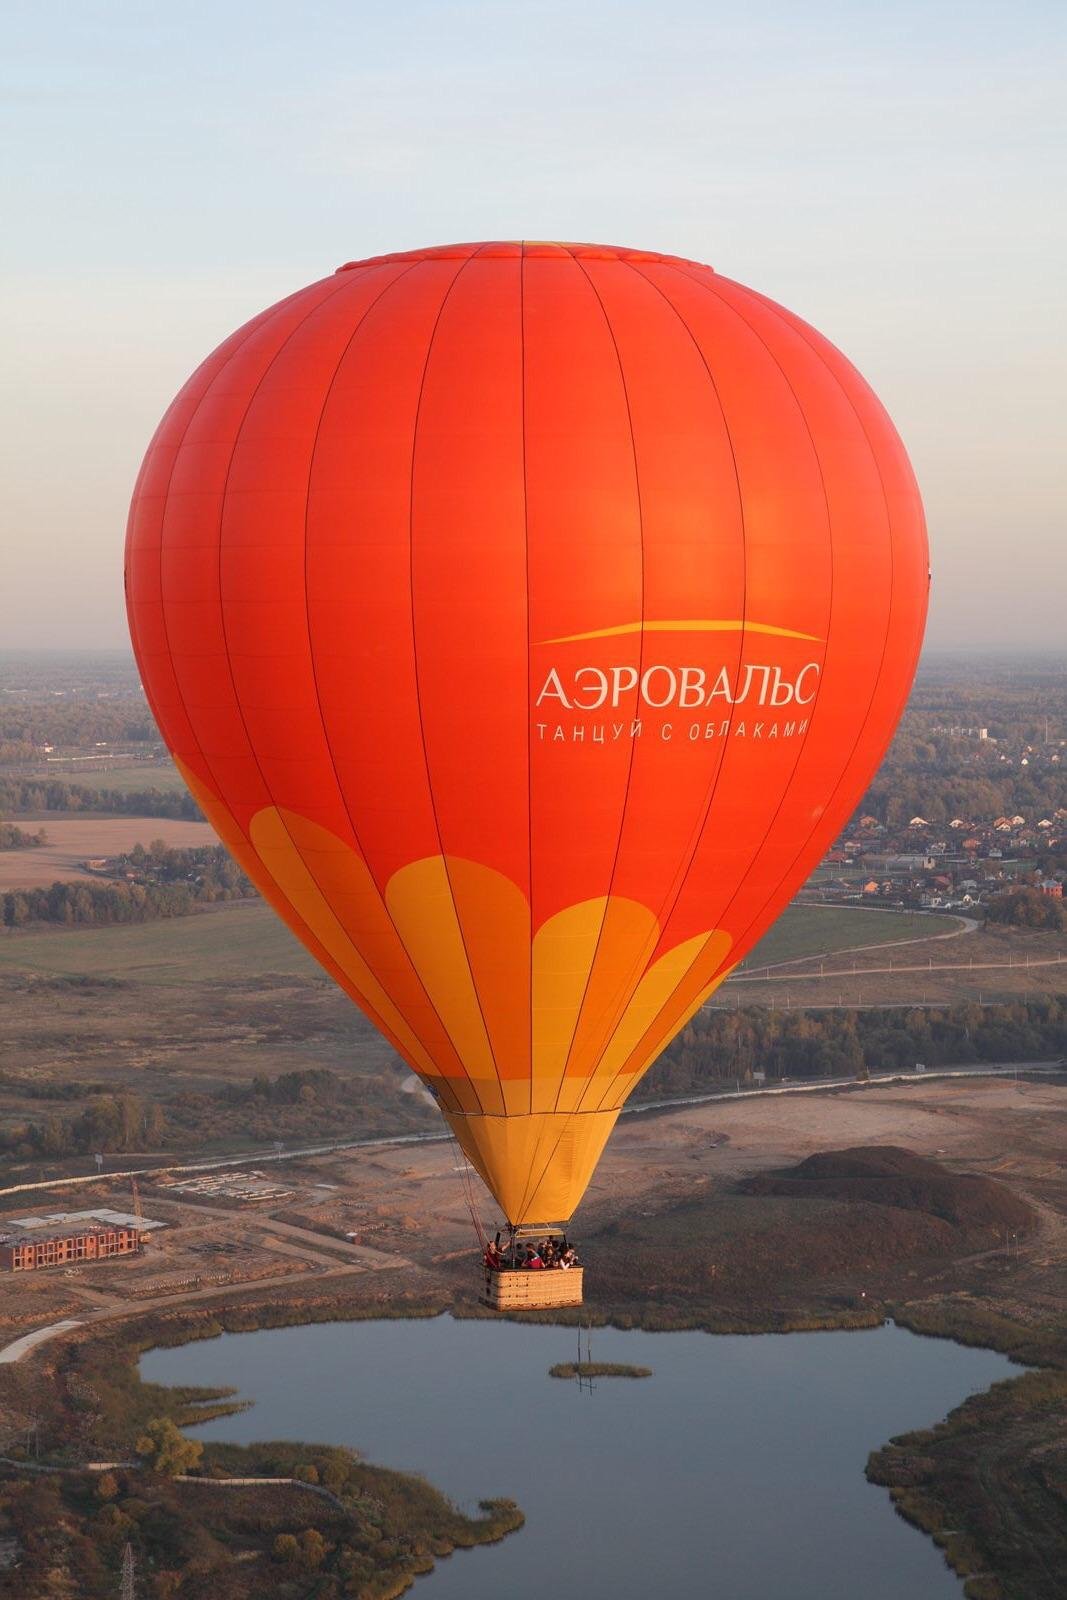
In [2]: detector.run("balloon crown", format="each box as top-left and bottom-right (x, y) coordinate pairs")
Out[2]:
(336, 240), (714, 272)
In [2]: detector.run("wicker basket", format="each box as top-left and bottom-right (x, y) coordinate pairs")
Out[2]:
(482, 1267), (583, 1310)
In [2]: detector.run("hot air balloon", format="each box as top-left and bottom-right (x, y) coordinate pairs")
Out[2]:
(125, 241), (927, 1304)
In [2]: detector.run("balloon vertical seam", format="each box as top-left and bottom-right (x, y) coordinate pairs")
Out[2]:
(601, 267), (917, 1097)
(128, 306), (277, 783)
(574, 259), (753, 1118)
(145, 280), (411, 1043)
(723, 278), (905, 943)
(694, 277), (910, 1002)
(583, 262), (770, 1114)
(406, 243), (504, 1120)
(591, 259), (840, 1107)
(509, 248), (650, 1223)
(294, 260), (472, 1114)
(149, 285), (358, 993)
(204, 273), (379, 966)
(519, 243), (535, 1123)
(664, 264), (839, 937)
(208, 272), (411, 1057)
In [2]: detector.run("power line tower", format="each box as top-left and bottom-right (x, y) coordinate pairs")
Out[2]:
(120, 1541), (136, 1600)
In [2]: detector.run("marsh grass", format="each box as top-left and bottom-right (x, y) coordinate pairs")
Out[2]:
(548, 1361), (652, 1379)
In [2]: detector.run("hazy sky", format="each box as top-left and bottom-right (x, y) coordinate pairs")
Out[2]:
(3, 1), (1064, 651)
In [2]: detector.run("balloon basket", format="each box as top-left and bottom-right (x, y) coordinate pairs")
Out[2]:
(481, 1267), (584, 1312)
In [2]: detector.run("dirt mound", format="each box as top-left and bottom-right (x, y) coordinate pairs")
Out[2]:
(743, 1145), (1034, 1237)
(587, 1146), (1036, 1318)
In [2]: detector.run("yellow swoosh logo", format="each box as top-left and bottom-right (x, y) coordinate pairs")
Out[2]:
(541, 619), (822, 645)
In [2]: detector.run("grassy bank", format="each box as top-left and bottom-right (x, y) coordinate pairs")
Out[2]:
(862, 1298), (1067, 1600)
(0, 1296), (519, 1600)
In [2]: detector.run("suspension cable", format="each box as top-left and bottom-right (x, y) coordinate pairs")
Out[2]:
(446, 1130), (490, 1252)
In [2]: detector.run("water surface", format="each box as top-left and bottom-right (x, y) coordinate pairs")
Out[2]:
(143, 1316), (1015, 1599)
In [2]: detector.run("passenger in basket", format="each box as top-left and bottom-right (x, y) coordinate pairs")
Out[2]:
(483, 1241), (503, 1272)
(523, 1245), (545, 1270)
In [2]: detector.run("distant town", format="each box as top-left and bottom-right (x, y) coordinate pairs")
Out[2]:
(805, 806), (1064, 914)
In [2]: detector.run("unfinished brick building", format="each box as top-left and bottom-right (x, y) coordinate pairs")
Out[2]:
(0, 1222), (139, 1272)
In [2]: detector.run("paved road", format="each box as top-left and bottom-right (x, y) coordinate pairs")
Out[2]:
(0, 1319), (83, 1365)
(731, 954), (1066, 984)
(628, 1062), (1060, 1116)
(734, 913), (978, 978)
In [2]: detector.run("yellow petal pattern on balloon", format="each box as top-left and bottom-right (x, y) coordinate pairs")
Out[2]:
(175, 759), (734, 1219)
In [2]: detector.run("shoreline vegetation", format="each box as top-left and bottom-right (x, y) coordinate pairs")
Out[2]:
(0, 1300), (523, 1599)
(547, 1361), (652, 1379)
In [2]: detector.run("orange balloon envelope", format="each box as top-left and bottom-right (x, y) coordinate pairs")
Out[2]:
(126, 241), (928, 1224)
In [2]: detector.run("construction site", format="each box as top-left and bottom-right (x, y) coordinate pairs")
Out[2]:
(0, 1157), (417, 1351)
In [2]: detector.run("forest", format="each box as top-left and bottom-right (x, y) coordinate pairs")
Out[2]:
(640, 997), (1067, 1097)
(985, 887), (1065, 931)
(0, 690), (155, 760)
(0, 775), (201, 820)
(0, 843), (254, 927)
(0, 1069), (422, 1160)
(1, 1089), (168, 1158)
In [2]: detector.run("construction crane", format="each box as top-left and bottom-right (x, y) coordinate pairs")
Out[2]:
(130, 1177), (146, 1252)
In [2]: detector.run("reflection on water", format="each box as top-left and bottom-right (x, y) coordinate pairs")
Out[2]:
(142, 1316), (1015, 1600)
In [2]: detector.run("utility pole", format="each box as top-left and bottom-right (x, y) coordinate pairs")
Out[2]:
(120, 1542), (136, 1600)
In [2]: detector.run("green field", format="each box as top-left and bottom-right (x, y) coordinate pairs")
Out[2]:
(0, 899), (963, 988)
(744, 905), (963, 970)
(0, 901), (318, 985)
(17, 758), (190, 795)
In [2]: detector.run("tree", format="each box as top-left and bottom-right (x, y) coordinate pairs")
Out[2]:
(298, 1529), (328, 1570)
(321, 1459), (348, 1492)
(135, 1418), (203, 1478)
(272, 1533), (300, 1564)
(985, 887), (1065, 931)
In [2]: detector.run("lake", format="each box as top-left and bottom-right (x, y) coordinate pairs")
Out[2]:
(142, 1316), (1016, 1599)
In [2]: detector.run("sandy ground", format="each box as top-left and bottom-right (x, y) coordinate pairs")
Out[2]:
(599, 1078), (1067, 1221)
(0, 818), (218, 889)
(294, 1075), (1067, 1255)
